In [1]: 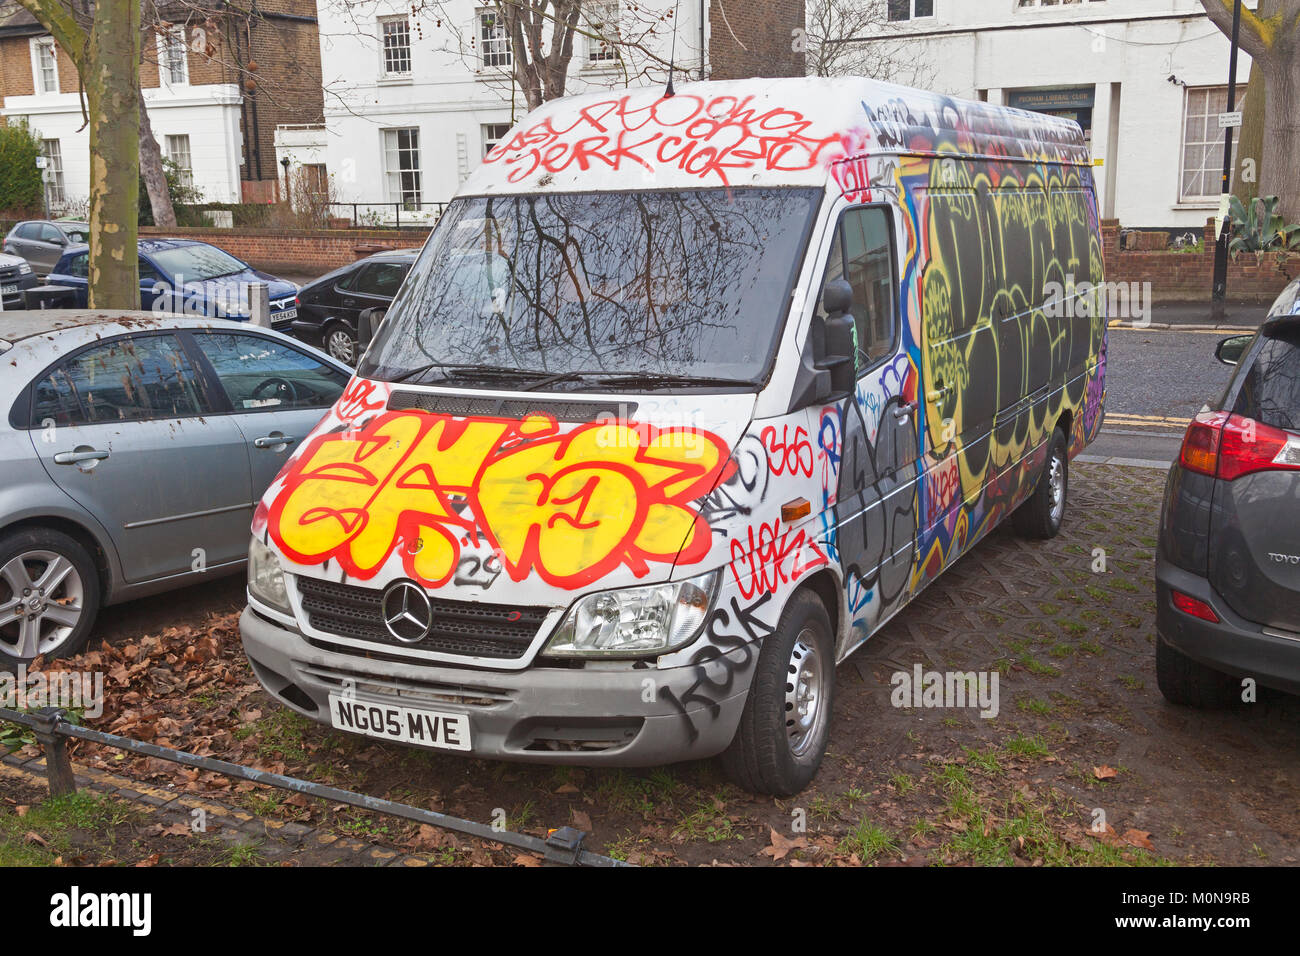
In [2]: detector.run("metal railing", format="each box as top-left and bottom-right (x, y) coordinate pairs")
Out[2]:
(0, 706), (628, 867)
(326, 202), (447, 230)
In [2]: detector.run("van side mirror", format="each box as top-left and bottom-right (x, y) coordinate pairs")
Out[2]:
(357, 307), (386, 349)
(1214, 333), (1252, 366)
(821, 279), (856, 396)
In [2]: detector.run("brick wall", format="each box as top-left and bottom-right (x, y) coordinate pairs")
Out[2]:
(0, 35), (34, 96)
(141, 225), (430, 274)
(709, 0), (805, 80)
(1101, 219), (1298, 304)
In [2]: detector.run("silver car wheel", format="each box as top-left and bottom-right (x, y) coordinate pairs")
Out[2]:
(785, 630), (828, 758)
(1048, 452), (1066, 526)
(326, 328), (356, 364)
(0, 550), (85, 661)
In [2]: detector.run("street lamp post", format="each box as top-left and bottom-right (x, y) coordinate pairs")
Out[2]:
(280, 156), (291, 206)
(1211, 0), (1243, 322)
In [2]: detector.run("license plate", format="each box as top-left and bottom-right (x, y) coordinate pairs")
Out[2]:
(328, 693), (471, 751)
(275, 308), (298, 321)
(1, 284), (16, 295)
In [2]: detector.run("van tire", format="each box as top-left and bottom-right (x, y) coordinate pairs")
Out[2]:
(1156, 639), (1240, 708)
(721, 591), (834, 796)
(1014, 427), (1068, 539)
(0, 527), (101, 666)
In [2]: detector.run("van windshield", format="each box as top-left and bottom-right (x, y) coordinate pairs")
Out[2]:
(357, 187), (821, 389)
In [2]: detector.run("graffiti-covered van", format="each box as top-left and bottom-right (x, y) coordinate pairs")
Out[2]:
(240, 76), (1106, 795)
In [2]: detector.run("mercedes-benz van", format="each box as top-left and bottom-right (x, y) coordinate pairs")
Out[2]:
(240, 76), (1107, 795)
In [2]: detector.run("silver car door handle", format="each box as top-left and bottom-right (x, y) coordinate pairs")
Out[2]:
(53, 449), (110, 464)
(893, 401), (917, 418)
(254, 435), (296, 448)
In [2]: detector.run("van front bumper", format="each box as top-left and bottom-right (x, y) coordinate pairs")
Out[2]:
(239, 606), (754, 767)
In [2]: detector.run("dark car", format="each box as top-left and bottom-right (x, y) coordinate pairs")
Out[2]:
(48, 239), (300, 330)
(291, 249), (417, 363)
(1156, 281), (1300, 706)
(4, 220), (89, 277)
(0, 251), (39, 309)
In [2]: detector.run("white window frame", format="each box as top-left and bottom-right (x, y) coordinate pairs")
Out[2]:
(1179, 86), (1243, 204)
(481, 122), (511, 158)
(379, 15), (413, 78)
(156, 25), (189, 86)
(41, 139), (65, 208)
(165, 134), (194, 189)
(382, 127), (423, 208)
(30, 37), (59, 94)
(585, 0), (621, 66)
(479, 8), (512, 69)
(886, 0), (936, 21)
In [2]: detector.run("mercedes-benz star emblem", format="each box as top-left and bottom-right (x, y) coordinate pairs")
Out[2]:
(381, 581), (434, 643)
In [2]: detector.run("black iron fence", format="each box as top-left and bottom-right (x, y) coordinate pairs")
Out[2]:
(0, 706), (627, 867)
(325, 202), (447, 229)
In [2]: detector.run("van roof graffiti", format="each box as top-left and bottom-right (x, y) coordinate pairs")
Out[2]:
(463, 76), (1093, 198)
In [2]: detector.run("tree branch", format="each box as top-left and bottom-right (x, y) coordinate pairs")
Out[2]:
(1200, 0), (1272, 61)
(15, 0), (89, 63)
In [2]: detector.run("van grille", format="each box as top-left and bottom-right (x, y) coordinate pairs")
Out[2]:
(295, 577), (550, 660)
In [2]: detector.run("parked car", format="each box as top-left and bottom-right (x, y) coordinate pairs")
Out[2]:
(1157, 279), (1300, 706)
(291, 249), (418, 363)
(239, 77), (1108, 796)
(47, 239), (300, 330)
(0, 251), (38, 310)
(0, 311), (352, 665)
(4, 220), (89, 277)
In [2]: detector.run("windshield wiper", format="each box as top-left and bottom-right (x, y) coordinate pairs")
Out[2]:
(586, 372), (756, 390)
(385, 363), (578, 387)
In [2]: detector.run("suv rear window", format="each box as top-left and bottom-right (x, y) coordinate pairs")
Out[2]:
(1232, 326), (1300, 433)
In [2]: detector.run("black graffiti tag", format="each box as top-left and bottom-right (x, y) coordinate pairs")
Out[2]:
(659, 593), (775, 744)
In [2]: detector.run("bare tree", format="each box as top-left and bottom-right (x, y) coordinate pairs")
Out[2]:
(804, 0), (935, 87)
(1201, 0), (1300, 220)
(323, 1), (687, 117)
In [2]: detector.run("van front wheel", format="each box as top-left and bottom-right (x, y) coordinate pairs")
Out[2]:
(721, 591), (834, 796)
(1014, 427), (1069, 539)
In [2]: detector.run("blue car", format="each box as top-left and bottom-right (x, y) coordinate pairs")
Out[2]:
(48, 239), (300, 330)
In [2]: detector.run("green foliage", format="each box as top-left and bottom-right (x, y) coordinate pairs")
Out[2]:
(1228, 194), (1300, 255)
(139, 157), (204, 227)
(0, 120), (45, 216)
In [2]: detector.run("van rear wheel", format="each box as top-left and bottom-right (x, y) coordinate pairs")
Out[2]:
(1156, 639), (1240, 708)
(1014, 427), (1069, 539)
(721, 591), (834, 796)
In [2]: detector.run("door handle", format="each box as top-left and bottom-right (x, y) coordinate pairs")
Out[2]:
(893, 401), (917, 419)
(254, 434), (296, 449)
(53, 448), (110, 465)
(926, 384), (951, 403)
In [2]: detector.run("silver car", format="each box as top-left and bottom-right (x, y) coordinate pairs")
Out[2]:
(4, 220), (89, 277)
(0, 311), (352, 664)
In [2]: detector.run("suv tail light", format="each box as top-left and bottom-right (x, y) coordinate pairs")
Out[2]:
(1178, 411), (1228, 476)
(1178, 411), (1300, 481)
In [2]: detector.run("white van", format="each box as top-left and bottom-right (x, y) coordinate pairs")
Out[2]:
(240, 77), (1107, 795)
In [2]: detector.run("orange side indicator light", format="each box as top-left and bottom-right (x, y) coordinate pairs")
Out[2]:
(781, 497), (811, 522)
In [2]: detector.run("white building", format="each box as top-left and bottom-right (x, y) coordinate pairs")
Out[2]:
(1, 26), (245, 209)
(315, 0), (709, 220)
(854, 0), (1253, 229)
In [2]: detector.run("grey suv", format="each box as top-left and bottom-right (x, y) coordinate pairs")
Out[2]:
(1156, 282), (1300, 705)
(0, 311), (350, 665)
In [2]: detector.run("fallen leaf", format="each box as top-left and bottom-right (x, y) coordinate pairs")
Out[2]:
(1122, 829), (1155, 850)
(762, 828), (808, 861)
(1093, 766), (1118, 780)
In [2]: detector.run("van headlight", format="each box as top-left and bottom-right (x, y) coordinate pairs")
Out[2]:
(542, 571), (718, 658)
(248, 536), (291, 613)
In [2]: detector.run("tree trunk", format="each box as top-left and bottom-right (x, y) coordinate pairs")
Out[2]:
(85, 0), (141, 309)
(1233, 60), (1265, 206)
(139, 98), (177, 228)
(1259, 55), (1300, 222)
